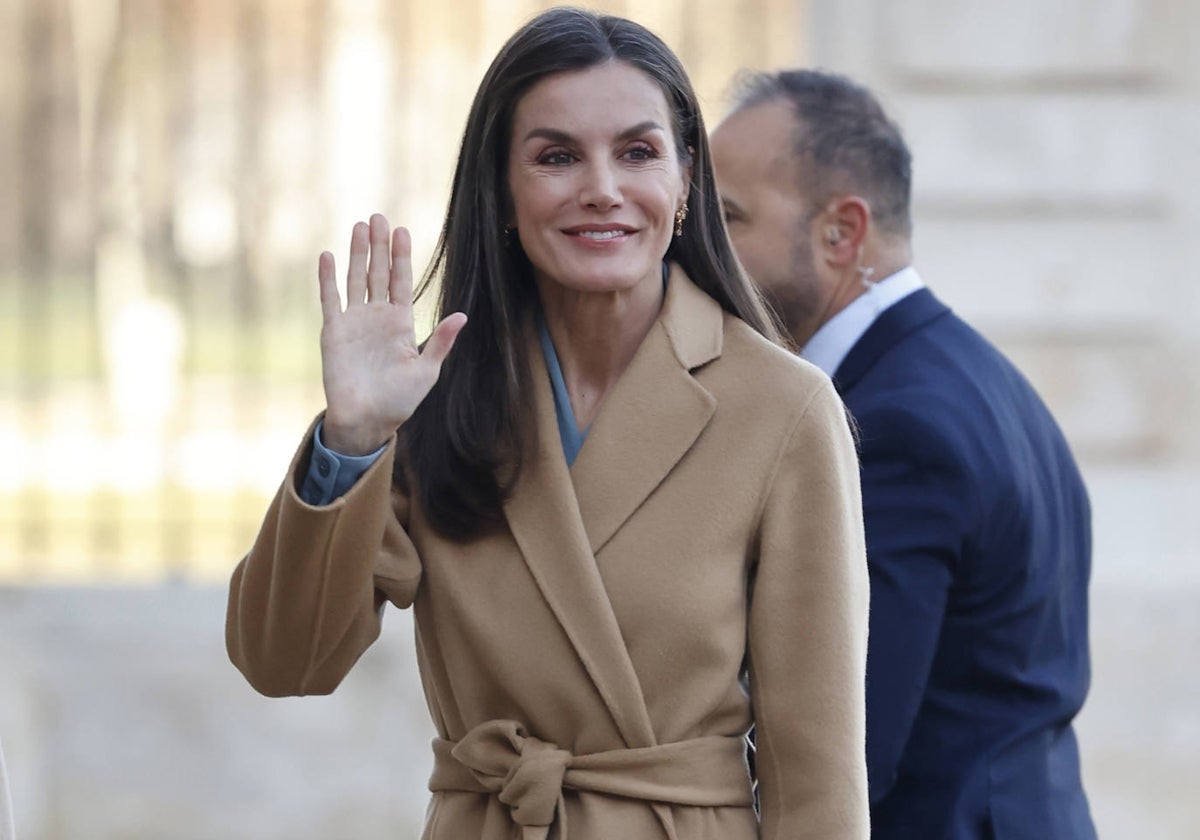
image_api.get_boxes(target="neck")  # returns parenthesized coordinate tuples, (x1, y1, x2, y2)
(795, 246, 911, 347)
(537, 273, 664, 429)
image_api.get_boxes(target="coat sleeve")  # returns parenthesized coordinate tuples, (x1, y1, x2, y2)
(853, 402, 967, 802)
(749, 378, 870, 840)
(225, 416, 423, 697)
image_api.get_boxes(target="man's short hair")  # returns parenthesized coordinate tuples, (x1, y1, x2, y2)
(731, 69, 912, 238)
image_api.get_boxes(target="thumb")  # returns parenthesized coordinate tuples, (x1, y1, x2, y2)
(420, 312, 468, 369)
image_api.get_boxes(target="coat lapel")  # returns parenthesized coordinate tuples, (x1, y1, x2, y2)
(501, 266, 724, 754)
(502, 318, 659, 750)
(570, 265, 721, 555)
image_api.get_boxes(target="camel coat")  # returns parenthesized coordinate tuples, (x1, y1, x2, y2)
(227, 267, 869, 840)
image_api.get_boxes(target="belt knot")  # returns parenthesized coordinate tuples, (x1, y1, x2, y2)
(430, 719, 754, 840)
(451, 720, 572, 829)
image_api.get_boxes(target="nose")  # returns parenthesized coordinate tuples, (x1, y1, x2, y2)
(579, 158, 621, 210)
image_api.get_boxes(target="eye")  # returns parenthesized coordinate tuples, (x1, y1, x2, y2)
(622, 143, 659, 162)
(537, 149, 576, 166)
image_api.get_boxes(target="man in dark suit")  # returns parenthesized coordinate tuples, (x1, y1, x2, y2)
(711, 70, 1097, 839)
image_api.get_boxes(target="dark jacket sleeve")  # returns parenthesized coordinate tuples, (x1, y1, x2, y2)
(854, 401, 972, 802)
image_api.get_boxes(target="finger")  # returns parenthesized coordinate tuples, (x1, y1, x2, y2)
(389, 226, 417, 346)
(317, 251, 340, 321)
(389, 226, 414, 306)
(420, 312, 468, 370)
(345, 221, 370, 306)
(366, 213, 390, 302)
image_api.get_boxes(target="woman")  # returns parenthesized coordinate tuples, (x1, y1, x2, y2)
(227, 8, 869, 839)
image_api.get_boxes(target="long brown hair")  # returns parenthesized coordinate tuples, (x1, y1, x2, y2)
(403, 7, 782, 539)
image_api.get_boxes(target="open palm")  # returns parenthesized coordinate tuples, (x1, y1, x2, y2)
(318, 214, 466, 455)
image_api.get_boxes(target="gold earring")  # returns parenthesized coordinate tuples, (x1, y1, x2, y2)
(674, 203, 688, 237)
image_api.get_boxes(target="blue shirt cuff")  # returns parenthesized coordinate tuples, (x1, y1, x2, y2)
(297, 420, 388, 505)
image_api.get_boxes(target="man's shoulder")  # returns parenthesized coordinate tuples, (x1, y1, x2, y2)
(845, 305, 1079, 481)
(846, 305, 1009, 402)
(842, 311, 1004, 453)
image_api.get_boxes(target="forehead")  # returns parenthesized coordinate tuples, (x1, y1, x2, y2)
(511, 60, 674, 136)
(712, 100, 806, 191)
(719, 99, 795, 143)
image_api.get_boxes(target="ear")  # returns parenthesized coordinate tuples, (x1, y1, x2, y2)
(678, 147, 694, 206)
(818, 195, 870, 265)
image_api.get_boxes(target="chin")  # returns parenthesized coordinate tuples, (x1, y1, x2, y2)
(568, 272, 646, 293)
(538, 259, 658, 296)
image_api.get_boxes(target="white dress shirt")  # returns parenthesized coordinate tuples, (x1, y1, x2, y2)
(800, 266, 925, 377)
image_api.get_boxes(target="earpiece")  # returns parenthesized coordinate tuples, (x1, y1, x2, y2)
(826, 227, 841, 245)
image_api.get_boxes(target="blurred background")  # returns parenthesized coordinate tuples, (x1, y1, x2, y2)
(1, 0, 1197, 837)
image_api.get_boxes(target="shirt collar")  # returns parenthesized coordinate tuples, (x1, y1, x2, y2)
(796, 267, 926, 376)
(800, 266, 924, 377)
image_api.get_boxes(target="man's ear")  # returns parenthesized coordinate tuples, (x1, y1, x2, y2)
(820, 196, 870, 264)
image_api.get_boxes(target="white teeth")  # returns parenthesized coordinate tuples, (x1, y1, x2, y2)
(576, 230, 625, 240)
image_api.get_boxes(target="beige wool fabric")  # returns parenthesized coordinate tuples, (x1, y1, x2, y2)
(227, 266, 870, 840)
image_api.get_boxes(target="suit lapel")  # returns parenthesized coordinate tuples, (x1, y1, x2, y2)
(833, 288, 949, 394)
(502, 318, 659, 750)
(569, 265, 721, 555)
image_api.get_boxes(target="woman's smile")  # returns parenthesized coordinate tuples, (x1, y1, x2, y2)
(562, 223, 638, 246)
(507, 60, 691, 298)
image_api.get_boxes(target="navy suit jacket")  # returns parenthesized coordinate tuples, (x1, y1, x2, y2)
(833, 289, 1096, 839)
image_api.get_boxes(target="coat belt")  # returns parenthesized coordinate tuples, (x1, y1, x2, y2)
(428, 719, 753, 840)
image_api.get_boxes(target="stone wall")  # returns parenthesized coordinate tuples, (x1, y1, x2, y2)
(1, 587, 434, 840)
(807, 0, 1200, 463)
(805, 0, 1200, 836)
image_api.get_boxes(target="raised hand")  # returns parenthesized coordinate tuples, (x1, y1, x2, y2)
(317, 213, 467, 455)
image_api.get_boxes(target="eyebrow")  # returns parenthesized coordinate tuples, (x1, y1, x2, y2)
(522, 120, 666, 144)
